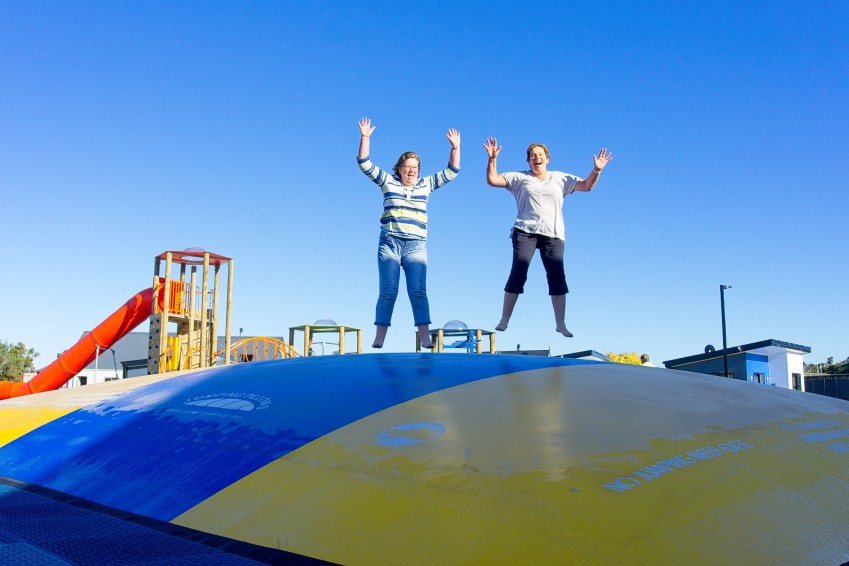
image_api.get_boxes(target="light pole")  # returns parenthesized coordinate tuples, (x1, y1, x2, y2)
(720, 284, 732, 378)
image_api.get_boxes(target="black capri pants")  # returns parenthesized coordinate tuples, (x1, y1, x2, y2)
(504, 229, 569, 296)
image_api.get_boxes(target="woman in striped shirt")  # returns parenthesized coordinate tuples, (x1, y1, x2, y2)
(357, 117, 461, 349)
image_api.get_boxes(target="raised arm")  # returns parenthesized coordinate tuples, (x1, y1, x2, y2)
(484, 137, 507, 187)
(358, 117, 376, 160)
(446, 128, 461, 169)
(575, 148, 613, 192)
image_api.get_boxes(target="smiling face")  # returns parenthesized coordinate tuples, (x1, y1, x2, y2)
(394, 152, 421, 187)
(526, 143, 550, 176)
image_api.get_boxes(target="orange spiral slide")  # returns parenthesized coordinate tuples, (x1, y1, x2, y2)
(0, 287, 158, 400)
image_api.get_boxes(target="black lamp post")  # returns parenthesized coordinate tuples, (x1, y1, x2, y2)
(720, 284, 732, 377)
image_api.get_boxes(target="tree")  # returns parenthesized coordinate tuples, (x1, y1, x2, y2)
(0, 341, 39, 382)
(805, 356, 849, 375)
(606, 352, 643, 365)
(831, 357, 849, 375)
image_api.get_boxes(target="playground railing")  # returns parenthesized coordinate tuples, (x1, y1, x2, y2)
(153, 281, 214, 318)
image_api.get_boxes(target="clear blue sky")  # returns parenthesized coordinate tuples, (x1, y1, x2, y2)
(2, 1, 847, 366)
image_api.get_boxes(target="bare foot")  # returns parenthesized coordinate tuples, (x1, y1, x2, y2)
(372, 326, 388, 349)
(495, 320, 508, 331)
(421, 341, 433, 349)
(556, 325, 573, 338)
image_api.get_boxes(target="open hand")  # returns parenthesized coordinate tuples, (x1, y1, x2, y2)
(446, 128, 460, 148)
(594, 148, 613, 170)
(483, 137, 502, 158)
(358, 117, 376, 137)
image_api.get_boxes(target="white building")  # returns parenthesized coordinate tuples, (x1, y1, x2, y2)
(663, 339, 810, 391)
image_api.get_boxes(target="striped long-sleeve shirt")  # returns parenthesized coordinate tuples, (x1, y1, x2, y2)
(358, 156, 459, 240)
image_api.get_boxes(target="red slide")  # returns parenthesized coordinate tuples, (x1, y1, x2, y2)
(0, 287, 157, 400)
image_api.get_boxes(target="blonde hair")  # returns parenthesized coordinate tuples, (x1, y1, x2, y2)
(526, 143, 550, 162)
(393, 152, 421, 178)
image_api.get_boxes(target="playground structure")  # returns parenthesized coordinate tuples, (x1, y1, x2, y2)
(289, 322, 363, 355)
(148, 249, 235, 374)
(417, 320, 496, 353)
(149, 250, 302, 370)
(0, 248, 298, 400)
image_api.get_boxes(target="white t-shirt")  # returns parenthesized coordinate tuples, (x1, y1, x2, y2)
(502, 170, 581, 240)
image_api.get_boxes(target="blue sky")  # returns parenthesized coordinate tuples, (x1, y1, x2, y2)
(2, 1, 847, 366)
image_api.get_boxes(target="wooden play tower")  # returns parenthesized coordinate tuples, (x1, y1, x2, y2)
(148, 249, 234, 374)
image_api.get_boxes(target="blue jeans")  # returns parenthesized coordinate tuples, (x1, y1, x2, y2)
(375, 232, 430, 327)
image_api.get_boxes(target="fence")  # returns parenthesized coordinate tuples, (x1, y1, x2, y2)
(805, 375, 849, 402)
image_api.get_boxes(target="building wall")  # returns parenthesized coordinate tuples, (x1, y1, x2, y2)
(666, 347, 807, 391)
(26, 368, 121, 388)
(745, 354, 770, 384)
(788, 354, 806, 392)
(669, 352, 748, 380)
(64, 368, 122, 388)
(766, 352, 806, 391)
(767, 355, 789, 389)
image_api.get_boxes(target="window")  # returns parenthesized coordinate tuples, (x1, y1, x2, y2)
(752, 372, 765, 384)
(792, 373, 802, 391)
(78, 375, 88, 386)
(122, 359, 148, 378)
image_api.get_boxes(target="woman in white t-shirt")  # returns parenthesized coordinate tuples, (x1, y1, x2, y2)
(483, 138, 612, 338)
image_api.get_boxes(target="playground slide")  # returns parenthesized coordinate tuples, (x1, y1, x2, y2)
(0, 287, 156, 400)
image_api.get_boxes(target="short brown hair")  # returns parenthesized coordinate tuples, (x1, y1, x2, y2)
(394, 152, 421, 178)
(526, 143, 550, 162)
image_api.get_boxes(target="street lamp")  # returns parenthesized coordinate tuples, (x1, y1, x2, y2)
(720, 284, 732, 378)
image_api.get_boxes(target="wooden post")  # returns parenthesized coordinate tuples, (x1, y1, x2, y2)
(304, 325, 311, 356)
(437, 329, 444, 353)
(148, 257, 162, 375)
(211, 262, 221, 365)
(338, 326, 346, 354)
(160, 252, 173, 372)
(476, 329, 483, 354)
(188, 268, 197, 369)
(200, 253, 210, 367)
(289, 327, 295, 352)
(224, 259, 234, 365)
(152, 257, 162, 312)
(152, 257, 161, 297)
(415, 333, 421, 353)
(490, 333, 496, 354)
